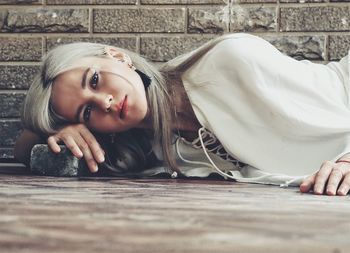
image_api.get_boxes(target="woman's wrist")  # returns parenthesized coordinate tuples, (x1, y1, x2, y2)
(336, 152, 350, 164)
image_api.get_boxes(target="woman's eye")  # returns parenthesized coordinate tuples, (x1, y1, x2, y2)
(83, 105, 92, 123)
(90, 71, 99, 89)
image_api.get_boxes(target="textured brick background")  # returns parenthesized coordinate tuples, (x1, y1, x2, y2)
(0, 0, 349, 160)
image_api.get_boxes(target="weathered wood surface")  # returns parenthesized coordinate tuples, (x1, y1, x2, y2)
(0, 171, 350, 253)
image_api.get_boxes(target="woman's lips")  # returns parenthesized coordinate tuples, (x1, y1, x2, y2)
(120, 95, 128, 119)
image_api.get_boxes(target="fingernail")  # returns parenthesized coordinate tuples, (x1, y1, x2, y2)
(97, 154, 105, 163)
(92, 164, 98, 173)
(337, 189, 345, 195)
(326, 190, 334, 196)
(314, 187, 322, 194)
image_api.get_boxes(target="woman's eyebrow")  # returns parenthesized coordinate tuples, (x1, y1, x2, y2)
(75, 68, 90, 122)
(81, 67, 90, 89)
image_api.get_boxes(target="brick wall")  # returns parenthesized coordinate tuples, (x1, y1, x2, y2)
(0, 0, 349, 160)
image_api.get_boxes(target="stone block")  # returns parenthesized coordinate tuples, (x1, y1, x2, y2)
(329, 35, 350, 61)
(47, 0, 136, 4)
(280, 0, 326, 2)
(0, 65, 39, 89)
(188, 6, 229, 33)
(140, 34, 325, 62)
(280, 6, 350, 32)
(46, 36, 137, 52)
(0, 37, 42, 61)
(230, 6, 276, 32)
(1, 8, 89, 33)
(140, 35, 215, 61)
(93, 8, 185, 33)
(30, 144, 89, 177)
(0, 0, 41, 3)
(0, 92, 26, 118)
(0, 119, 22, 146)
(141, 0, 225, 3)
(239, 0, 276, 2)
(263, 35, 325, 60)
(188, 5, 276, 33)
(141, 0, 276, 3)
(0, 148, 13, 159)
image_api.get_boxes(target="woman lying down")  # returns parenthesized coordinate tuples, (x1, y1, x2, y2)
(15, 33, 350, 196)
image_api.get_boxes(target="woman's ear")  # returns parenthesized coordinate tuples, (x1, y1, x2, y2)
(104, 46, 133, 66)
(104, 46, 151, 88)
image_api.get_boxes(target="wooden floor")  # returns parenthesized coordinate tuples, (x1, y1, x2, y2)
(1, 165, 350, 253)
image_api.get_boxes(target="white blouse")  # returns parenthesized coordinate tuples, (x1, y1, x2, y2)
(143, 33, 350, 187)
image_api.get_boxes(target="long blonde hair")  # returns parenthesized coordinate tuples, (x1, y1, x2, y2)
(22, 42, 177, 172)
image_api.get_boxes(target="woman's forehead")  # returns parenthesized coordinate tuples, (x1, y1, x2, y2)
(60, 57, 101, 73)
(55, 67, 84, 83)
(54, 56, 103, 82)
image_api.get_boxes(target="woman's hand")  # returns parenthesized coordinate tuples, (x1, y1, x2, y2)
(47, 124, 105, 173)
(300, 161, 350, 196)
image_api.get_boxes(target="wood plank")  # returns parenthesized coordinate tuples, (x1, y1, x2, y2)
(0, 174, 349, 253)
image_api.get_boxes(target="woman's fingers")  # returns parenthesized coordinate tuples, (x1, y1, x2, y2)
(64, 134, 98, 173)
(62, 135, 83, 159)
(337, 172, 350, 196)
(64, 133, 99, 173)
(326, 168, 343, 196)
(47, 135, 62, 153)
(47, 128, 84, 158)
(313, 161, 333, 195)
(300, 161, 350, 196)
(79, 127, 105, 164)
(78, 141, 98, 173)
(300, 174, 316, 193)
(46, 124, 103, 173)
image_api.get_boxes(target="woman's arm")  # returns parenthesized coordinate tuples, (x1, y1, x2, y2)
(300, 153, 350, 196)
(14, 129, 45, 166)
(46, 124, 105, 173)
(14, 124, 105, 173)
(337, 152, 350, 161)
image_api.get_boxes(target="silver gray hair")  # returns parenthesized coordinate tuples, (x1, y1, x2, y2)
(22, 42, 177, 172)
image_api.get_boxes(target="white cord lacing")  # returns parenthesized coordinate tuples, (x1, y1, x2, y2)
(183, 129, 239, 163)
(178, 127, 246, 167)
(197, 127, 242, 180)
(175, 126, 304, 187)
(279, 176, 306, 188)
(175, 126, 241, 180)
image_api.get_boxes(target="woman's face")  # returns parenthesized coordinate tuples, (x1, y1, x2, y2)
(50, 55, 149, 133)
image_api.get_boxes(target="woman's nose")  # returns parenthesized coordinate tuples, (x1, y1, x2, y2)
(94, 94, 113, 112)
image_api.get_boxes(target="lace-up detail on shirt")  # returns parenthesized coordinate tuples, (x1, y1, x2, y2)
(187, 128, 247, 169)
(175, 127, 247, 179)
(175, 127, 306, 187)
